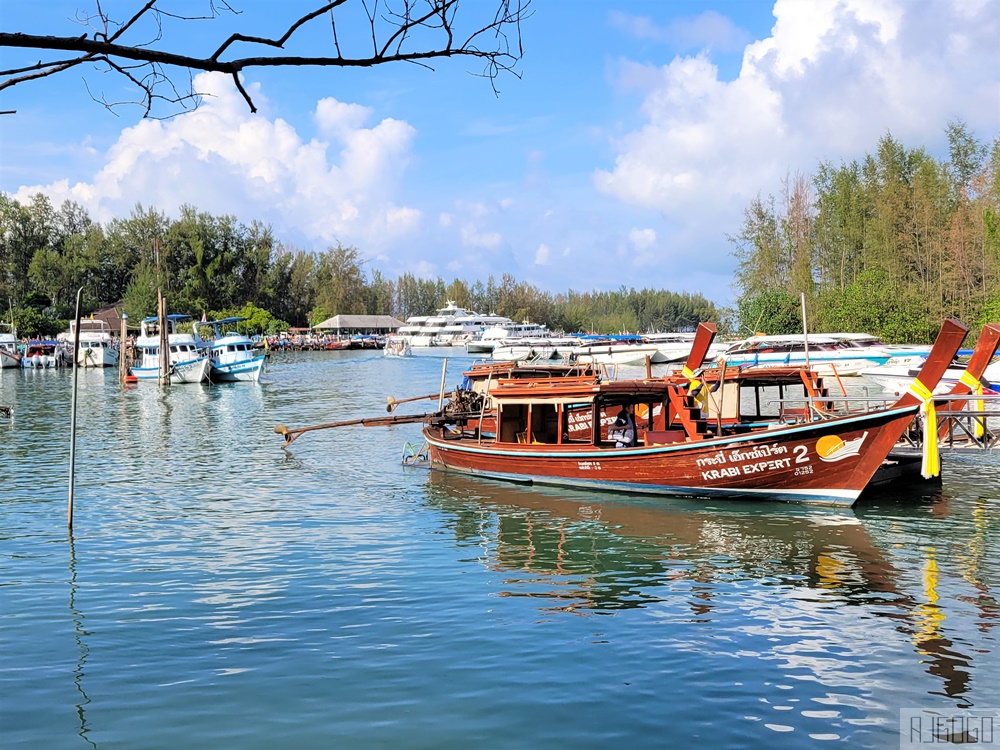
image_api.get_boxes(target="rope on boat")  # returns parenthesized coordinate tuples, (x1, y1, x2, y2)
(401, 440, 429, 465)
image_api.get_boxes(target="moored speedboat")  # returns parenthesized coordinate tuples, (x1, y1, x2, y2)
(860, 356, 999, 396)
(58, 319, 120, 368)
(21, 340, 62, 369)
(718, 333, 891, 375)
(131, 314, 210, 383)
(193, 317, 265, 383)
(0, 323, 21, 369)
(569, 335, 666, 366)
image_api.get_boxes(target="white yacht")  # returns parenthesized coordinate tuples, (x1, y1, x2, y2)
(434, 311, 515, 346)
(398, 302, 505, 347)
(193, 317, 265, 382)
(131, 314, 210, 383)
(395, 315, 429, 344)
(466, 321, 550, 354)
(0, 323, 21, 369)
(57, 319, 120, 368)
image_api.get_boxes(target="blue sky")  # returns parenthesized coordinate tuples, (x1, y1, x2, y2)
(2, 1, 998, 306)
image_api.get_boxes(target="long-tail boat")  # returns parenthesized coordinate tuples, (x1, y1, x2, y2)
(421, 319, 968, 506)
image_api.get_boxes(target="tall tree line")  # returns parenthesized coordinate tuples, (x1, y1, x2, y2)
(0, 196, 720, 337)
(730, 121, 1000, 342)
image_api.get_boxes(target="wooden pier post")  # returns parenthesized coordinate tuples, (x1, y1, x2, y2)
(157, 289, 170, 386)
(118, 309, 128, 383)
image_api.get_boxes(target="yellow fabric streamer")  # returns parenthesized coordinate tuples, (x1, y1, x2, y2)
(681, 365, 708, 409)
(959, 370, 985, 438)
(908, 377, 939, 479)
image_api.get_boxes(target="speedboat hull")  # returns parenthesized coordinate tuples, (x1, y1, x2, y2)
(131, 356, 210, 383)
(210, 355, 265, 383)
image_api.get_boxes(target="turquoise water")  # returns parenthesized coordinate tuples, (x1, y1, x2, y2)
(2, 351, 999, 749)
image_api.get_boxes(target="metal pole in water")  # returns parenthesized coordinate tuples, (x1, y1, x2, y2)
(800, 292, 810, 371)
(437, 358, 448, 412)
(68, 287, 83, 530)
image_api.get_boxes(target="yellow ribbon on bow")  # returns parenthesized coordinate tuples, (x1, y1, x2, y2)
(959, 370, 985, 438)
(909, 377, 939, 479)
(681, 365, 708, 409)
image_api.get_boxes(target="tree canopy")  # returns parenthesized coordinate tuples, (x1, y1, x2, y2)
(730, 120, 1000, 342)
(0, 192, 722, 338)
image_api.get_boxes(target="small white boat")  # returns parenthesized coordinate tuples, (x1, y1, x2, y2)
(0, 323, 21, 369)
(21, 340, 62, 369)
(194, 317, 265, 383)
(131, 314, 210, 383)
(383, 335, 412, 357)
(58, 319, 120, 368)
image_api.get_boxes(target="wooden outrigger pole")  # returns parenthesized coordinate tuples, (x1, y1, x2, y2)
(274, 411, 435, 447)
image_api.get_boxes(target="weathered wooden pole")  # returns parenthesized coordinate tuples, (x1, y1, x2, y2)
(68, 287, 83, 530)
(118, 309, 128, 383)
(157, 289, 170, 386)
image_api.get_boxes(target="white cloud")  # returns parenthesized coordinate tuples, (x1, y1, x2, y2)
(595, 0, 1000, 298)
(460, 223, 503, 249)
(629, 228, 657, 250)
(534, 243, 550, 265)
(14, 72, 418, 254)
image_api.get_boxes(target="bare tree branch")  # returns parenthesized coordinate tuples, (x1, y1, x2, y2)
(0, 0, 531, 118)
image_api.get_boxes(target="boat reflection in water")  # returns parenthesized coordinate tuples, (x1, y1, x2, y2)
(425, 472, 995, 707)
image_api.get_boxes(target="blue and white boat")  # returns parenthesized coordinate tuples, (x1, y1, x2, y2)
(193, 317, 265, 383)
(131, 314, 210, 383)
(717, 333, 894, 376)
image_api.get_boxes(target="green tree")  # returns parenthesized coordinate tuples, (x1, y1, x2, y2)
(734, 289, 801, 337)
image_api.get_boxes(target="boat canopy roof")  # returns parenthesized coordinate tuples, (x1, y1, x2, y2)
(142, 313, 192, 324)
(197, 316, 246, 327)
(491, 377, 671, 405)
(729, 334, 842, 347)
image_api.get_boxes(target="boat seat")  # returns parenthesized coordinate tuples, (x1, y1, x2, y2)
(644, 429, 687, 446)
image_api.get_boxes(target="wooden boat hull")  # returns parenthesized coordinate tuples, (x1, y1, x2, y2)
(425, 405, 920, 506)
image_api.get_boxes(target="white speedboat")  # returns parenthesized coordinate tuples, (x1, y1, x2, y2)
(21, 340, 63, 369)
(569, 335, 666, 366)
(194, 317, 265, 383)
(131, 314, 210, 383)
(860, 357, 1000, 396)
(0, 323, 21, 369)
(642, 331, 729, 363)
(718, 333, 891, 375)
(58, 319, 120, 368)
(383, 335, 412, 357)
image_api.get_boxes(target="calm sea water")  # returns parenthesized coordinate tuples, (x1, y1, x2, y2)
(2, 351, 999, 749)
